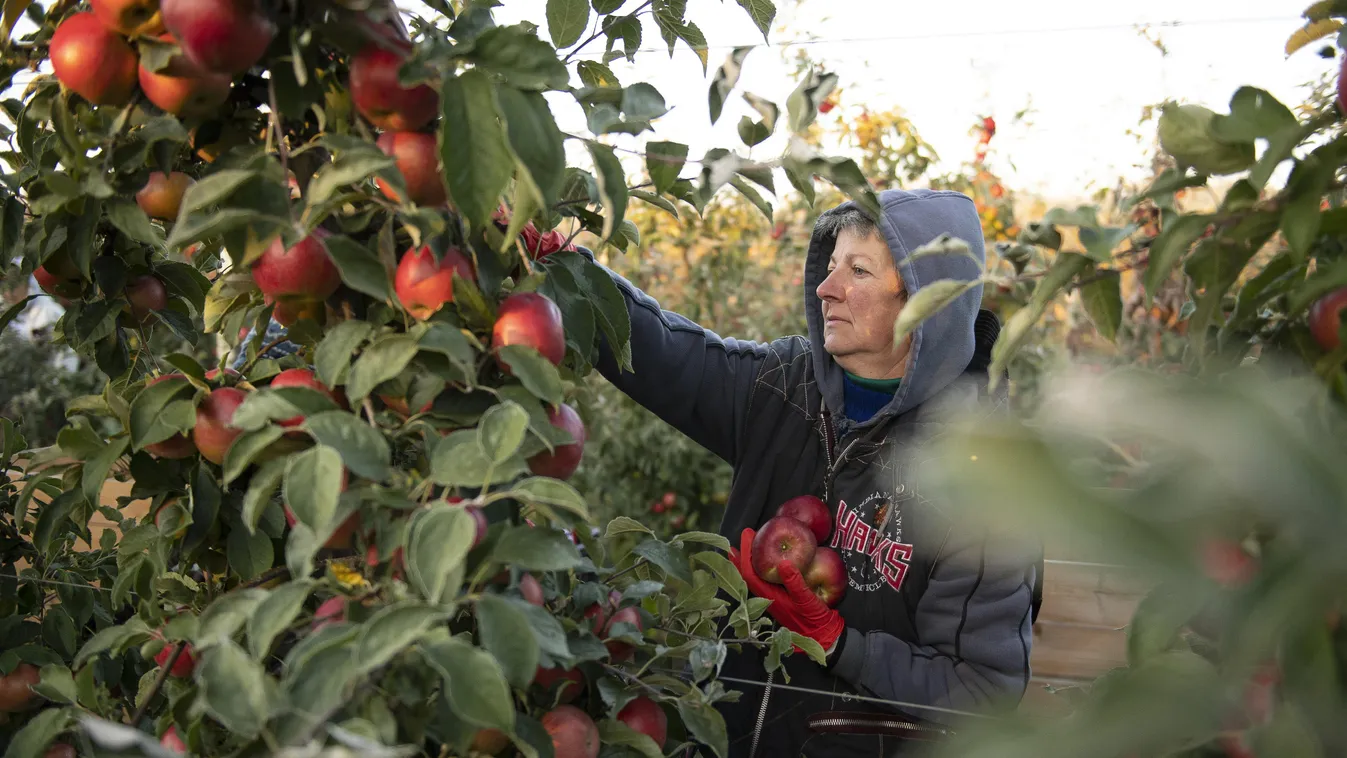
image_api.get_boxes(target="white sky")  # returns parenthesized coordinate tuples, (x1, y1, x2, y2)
(410, 0, 1331, 202)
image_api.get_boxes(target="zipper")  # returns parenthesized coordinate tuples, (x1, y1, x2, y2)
(748, 670, 773, 758)
(808, 716, 949, 735)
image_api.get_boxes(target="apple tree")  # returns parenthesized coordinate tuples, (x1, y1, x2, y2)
(0, 0, 886, 756)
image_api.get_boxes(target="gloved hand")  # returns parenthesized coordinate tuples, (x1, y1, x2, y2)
(730, 528, 846, 654)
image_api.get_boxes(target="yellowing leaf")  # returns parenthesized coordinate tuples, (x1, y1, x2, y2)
(1285, 18, 1342, 56)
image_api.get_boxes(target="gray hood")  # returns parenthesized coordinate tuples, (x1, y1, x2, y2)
(805, 188, 986, 430)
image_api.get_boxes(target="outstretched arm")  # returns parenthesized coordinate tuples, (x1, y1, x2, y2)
(579, 249, 772, 467)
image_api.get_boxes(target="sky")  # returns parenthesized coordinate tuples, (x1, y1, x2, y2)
(405, 0, 1332, 202)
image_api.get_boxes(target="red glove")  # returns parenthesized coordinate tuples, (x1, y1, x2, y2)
(730, 528, 846, 654)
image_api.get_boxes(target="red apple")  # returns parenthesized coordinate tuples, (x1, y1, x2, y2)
(1309, 286, 1347, 352)
(138, 35, 232, 117)
(312, 596, 346, 631)
(205, 366, 240, 383)
(1201, 538, 1258, 588)
(268, 295, 326, 327)
(378, 392, 435, 418)
(43, 745, 77, 758)
(776, 495, 833, 545)
(602, 606, 643, 662)
(142, 374, 195, 458)
(541, 705, 600, 758)
(617, 696, 668, 748)
(518, 572, 545, 606)
(50, 12, 139, 106)
(375, 131, 448, 207)
(33, 253, 84, 300)
(533, 667, 584, 705)
(251, 229, 341, 302)
(751, 516, 818, 585)
(154, 641, 196, 677)
(160, 0, 276, 75)
(527, 403, 586, 480)
(136, 170, 195, 221)
(159, 725, 186, 754)
(394, 244, 475, 320)
(348, 38, 438, 131)
(470, 728, 510, 756)
(193, 387, 248, 465)
(269, 367, 343, 427)
(582, 590, 620, 633)
(493, 292, 566, 368)
(125, 274, 168, 323)
(91, 0, 164, 36)
(0, 663, 40, 713)
(467, 505, 488, 547)
(804, 546, 847, 607)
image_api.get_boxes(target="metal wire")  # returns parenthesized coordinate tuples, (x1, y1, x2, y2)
(0, 572, 116, 594)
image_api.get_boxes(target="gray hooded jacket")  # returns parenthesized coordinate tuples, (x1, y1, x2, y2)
(590, 188, 1039, 757)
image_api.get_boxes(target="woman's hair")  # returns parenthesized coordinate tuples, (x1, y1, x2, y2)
(813, 206, 878, 242)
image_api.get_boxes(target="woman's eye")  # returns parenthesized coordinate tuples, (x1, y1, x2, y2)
(853, 266, 867, 276)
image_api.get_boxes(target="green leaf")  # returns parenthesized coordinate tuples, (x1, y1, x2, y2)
(227, 527, 274, 581)
(316, 320, 376, 388)
(247, 580, 313, 660)
(498, 86, 567, 207)
(283, 444, 344, 534)
(630, 189, 679, 218)
(471, 25, 571, 91)
(196, 640, 271, 738)
(281, 629, 358, 718)
(1144, 214, 1211, 303)
(441, 68, 514, 229)
(241, 457, 286, 533)
(222, 426, 285, 486)
(790, 633, 827, 665)
(708, 47, 751, 125)
(180, 169, 258, 216)
(304, 411, 392, 482)
(424, 637, 516, 731)
(646, 141, 687, 193)
(231, 389, 338, 432)
(0, 295, 36, 334)
(407, 504, 478, 604)
(490, 525, 585, 571)
(587, 140, 628, 242)
(129, 375, 196, 450)
(891, 279, 982, 350)
(74, 618, 152, 668)
(478, 400, 530, 464)
(475, 593, 540, 689)
(547, 0, 589, 48)
(1079, 268, 1123, 342)
(677, 698, 729, 758)
(1156, 102, 1255, 176)
(497, 345, 564, 405)
(631, 538, 693, 584)
(1127, 584, 1191, 666)
(197, 588, 268, 649)
(346, 333, 420, 402)
(2, 706, 72, 758)
(432, 429, 530, 487)
(356, 603, 449, 673)
(324, 235, 392, 301)
(1210, 87, 1298, 143)
(306, 151, 394, 209)
(104, 198, 164, 245)
(786, 67, 839, 134)
(81, 437, 127, 507)
(506, 477, 590, 520)
(597, 719, 664, 758)
(692, 551, 746, 602)
(988, 253, 1092, 390)
(32, 664, 76, 705)
(0, 0, 34, 44)
(735, 0, 776, 40)
(604, 516, 654, 539)
(729, 176, 772, 222)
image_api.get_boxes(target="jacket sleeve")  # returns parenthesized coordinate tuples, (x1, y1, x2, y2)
(828, 525, 1037, 723)
(580, 250, 770, 466)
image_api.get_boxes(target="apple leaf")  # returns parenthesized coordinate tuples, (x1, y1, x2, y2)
(227, 527, 274, 582)
(1080, 268, 1123, 342)
(547, 0, 589, 47)
(890, 278, 983, 351)
(431, 429, 530, 487)
(104, 198, 163, 245)
(708, 47, 750, 125)
(631, 537, 694, 584)
(355, 603, 449, 673)
(496, 345, 564, 405)
(735, 0, 776, 41)
(323, 235, 393, 301)
(240, 458, 286, 534)
(424, 636, 517, 732)
(303, 411, 392, 482)
(197, 641, 271, 738)
(246, 580, 313, 661)
(586, 140, 627, 241)
(677, 698, 729, 758)
(346, 334, 420, 402)
(597, 720, 664, 758)
(497, 86, 567, 207)
(315, 321, 376, 388)
(283, 445, 343, 535)
(406, 504, 477, 604)
(490, 525, 586, 571)
(222, 426, 285, 486)
(505, 477, 590, 520)
(128, 375, 196, 450)
(4, 707, 74, 758)
(440, 68, 514, 229)
(474, 593, 540, 689)
(477, 400, 530, 464)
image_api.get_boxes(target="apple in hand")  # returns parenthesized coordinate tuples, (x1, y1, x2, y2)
(50, 13, 139, 106)
(375, 131, 448, 207)
(804, 546, 847, 607)
(348, 37, 438, 131)
(493, 292, 566, 369)
(541, 705, 600, 758)
(138, 35, 232, 117)
(124, 275, 168, 323)
(751, 516, 818, 584)
(90, 0, 165, 36)
(776, 495, 833, 544)
(394, 244, 475, 320)
(137, 171, 195, 220)
(251, 229, 341, 302)
(527, 403, 586, 481)
(617, 696, 668, 748)
(1309, 286, 1347, 352)
(161, 0, 276, 75)
(193, 387, 248, 464)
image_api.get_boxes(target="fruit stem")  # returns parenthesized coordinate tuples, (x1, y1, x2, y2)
(606, 558, 650, 583)
(129, 642, 183, 727)
(267, 78, 291, 202)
